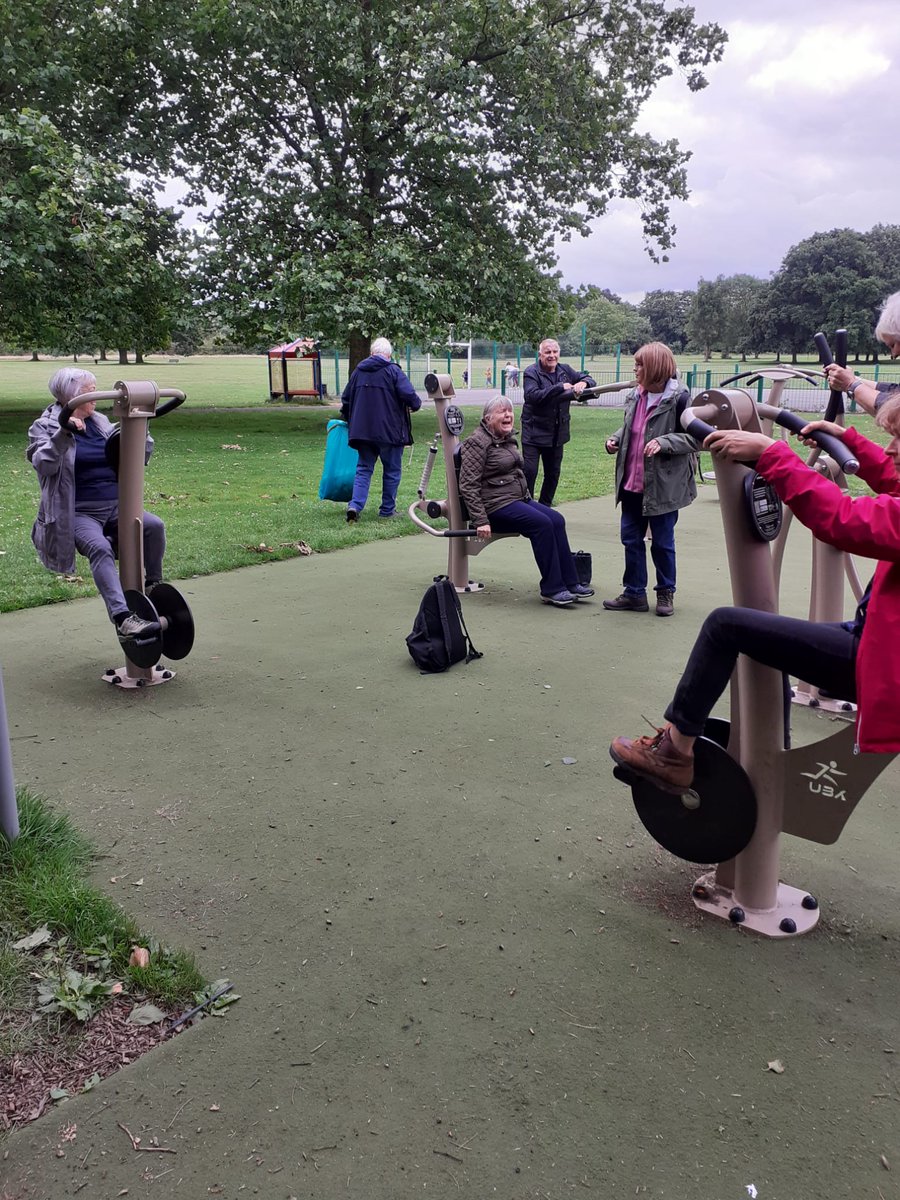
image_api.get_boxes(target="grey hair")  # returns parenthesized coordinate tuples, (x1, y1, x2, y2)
(48, 368, 96, 406)
(875, 394, 900, 436)
(370, 337, 393, 358)
(482, 394, 513, 421)
(875, 291, 900, 343)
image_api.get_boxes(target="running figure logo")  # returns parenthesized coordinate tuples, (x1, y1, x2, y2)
(800, 760, 848, 802)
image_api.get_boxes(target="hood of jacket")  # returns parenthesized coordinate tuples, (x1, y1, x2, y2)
(355, 355, 394, 374)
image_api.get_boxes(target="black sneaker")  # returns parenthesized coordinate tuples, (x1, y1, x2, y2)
(602, 592, 649, 612)
(346, 509, 359, 523)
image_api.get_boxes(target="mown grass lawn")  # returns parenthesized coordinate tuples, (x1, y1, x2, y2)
(1, 355, 886, 615)
(0, 401, 623, 614)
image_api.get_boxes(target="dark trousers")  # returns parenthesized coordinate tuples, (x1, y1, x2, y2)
(665, 606, 858, 737)
(620, 489, 677, 595)
(488, 498, 578, 597)
(523, 443, 564, 507)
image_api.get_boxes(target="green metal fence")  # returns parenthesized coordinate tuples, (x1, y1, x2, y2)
(315, 342, 900, 406)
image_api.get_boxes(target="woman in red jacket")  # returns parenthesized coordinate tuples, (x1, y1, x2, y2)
(610, 397, 900, 793)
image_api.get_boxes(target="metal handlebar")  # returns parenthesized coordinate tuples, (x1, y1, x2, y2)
(407, 502, 476, 538)
(683, 405, 859, 475)
(757, 405, 859, 475)
(58, 386, 186, 428)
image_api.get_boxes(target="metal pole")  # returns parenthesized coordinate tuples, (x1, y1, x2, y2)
(492, 341, 497, 387)
(615, 343, 621, 381)
(406, 343, 412, 377)
(0, 667, 19, 842)
(581, 325, 586, 372)
(334, 350, 341, 395)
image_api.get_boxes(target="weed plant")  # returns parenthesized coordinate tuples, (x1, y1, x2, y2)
(0, 789, 205, 1019)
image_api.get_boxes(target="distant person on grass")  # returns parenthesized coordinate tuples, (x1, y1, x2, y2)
(340, 338, 421, 522)
(27, 368, 165, 651)
(522, 339, 595, 506)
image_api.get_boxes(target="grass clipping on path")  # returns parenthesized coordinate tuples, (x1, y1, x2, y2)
(1, 789, 233, 1131)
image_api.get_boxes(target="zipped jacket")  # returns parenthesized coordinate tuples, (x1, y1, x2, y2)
(521, 362, 595, 448)
(758, 428, 900, 752)
(612, 381, 698, 516)
(26, 403, 152, 574)
(458, 421, 529, 528)
(339, 355, 421, 449)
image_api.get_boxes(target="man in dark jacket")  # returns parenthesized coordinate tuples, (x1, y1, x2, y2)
(340, 338, 422, 521)
(522, 339, 595, 506)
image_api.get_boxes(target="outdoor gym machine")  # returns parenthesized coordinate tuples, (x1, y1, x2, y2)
(57, 381, 195, 689)
(408, 372, 634, 591)
(613, 376, 894, 938)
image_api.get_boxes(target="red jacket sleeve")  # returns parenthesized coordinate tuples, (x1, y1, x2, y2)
(757, 435, 900, 563)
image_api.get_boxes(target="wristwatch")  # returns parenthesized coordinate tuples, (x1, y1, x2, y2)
(847, 378, 863, 398)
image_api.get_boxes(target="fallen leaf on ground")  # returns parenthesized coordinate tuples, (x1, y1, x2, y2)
(766, 1059, 785, 1073)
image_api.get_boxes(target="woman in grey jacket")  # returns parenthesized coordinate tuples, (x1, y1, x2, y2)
(27, 368, 165, 647)
(458, 395, 593, 607)
(602, 342, 698, 617)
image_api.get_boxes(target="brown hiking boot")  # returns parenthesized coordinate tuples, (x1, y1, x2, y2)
(655, 589, 675, 617)
(602, 592, 650, 612)
(609, 724, 694, 794)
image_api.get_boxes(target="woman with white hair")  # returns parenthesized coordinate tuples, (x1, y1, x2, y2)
(458, 395, 594, 607)
(823, 290, 900, 412)
(26, 368, 166, 648)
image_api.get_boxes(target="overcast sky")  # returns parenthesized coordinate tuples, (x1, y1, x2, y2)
(553, 0, 899, 302)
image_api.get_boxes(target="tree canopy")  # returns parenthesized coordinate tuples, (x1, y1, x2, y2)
(163, 0, 725, 361)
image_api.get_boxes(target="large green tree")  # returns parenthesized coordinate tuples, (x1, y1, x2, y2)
(168, 0, 725, 365)
(639, 289, 691, 351)
(767, 229, 884, 362)
(0, 109, 191, 358)
(1, 1, 193, 357)
(576, 293, 650, 352)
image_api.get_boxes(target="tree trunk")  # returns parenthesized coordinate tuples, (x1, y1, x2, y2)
(99, 348, 108, 362)
(30, 350, 39, 362)
(348, 331, 370, 376)
(135, 348, 145, 365)
(118, 348, 129, 365)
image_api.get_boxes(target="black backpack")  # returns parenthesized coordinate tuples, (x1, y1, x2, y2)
(406, 577, 483, 673)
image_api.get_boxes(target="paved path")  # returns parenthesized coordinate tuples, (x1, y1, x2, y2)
(3, 492, 899, 1199)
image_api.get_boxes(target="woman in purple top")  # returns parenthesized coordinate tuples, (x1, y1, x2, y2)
(602, 342, 698, 618)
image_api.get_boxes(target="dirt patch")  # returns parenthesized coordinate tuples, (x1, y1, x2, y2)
(2, 999, 177, 1130)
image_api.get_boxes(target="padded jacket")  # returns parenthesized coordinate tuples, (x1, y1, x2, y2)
(339, 355, 421, 449)
(757, 427, 900, 753)
(611, 380, 698, 516)
(458, 421, 529, 529)
(521, 361, 595, 448)
(26, 404, 153, 575)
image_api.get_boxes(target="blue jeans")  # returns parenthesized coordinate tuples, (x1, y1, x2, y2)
(349, 443, 404, 515)
(488, 499, 578, 597)
(74, 501, 166, 621)
(619, 490, 677, 596)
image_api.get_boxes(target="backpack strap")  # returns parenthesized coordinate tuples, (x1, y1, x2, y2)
(456, 600, 483, 663)
(434, 578, 458, 665)
(434, 576, 483, 664)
